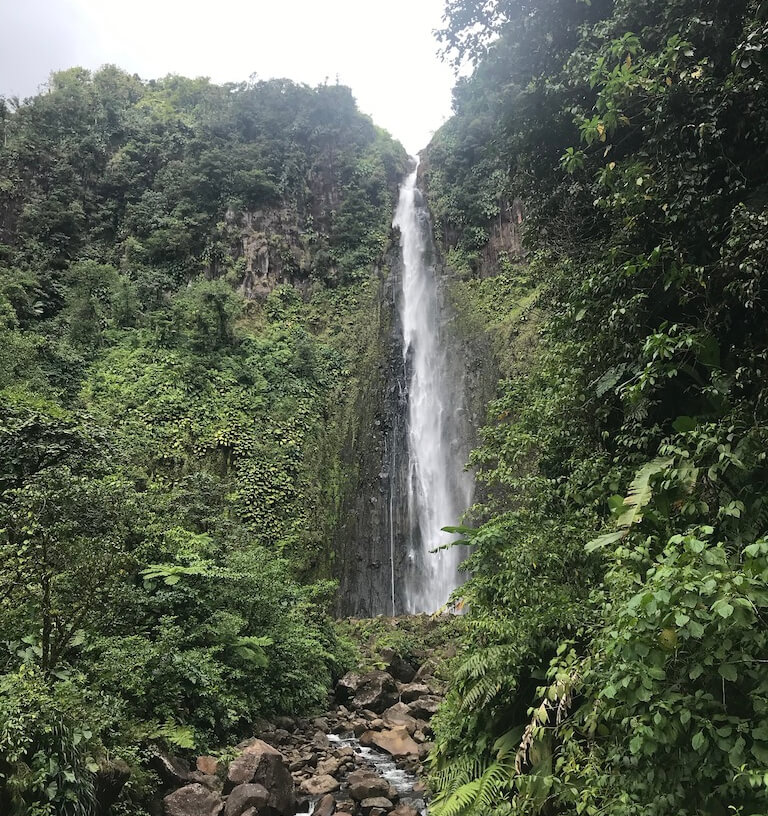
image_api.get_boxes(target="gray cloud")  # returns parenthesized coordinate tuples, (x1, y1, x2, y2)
(0, 0, 454, 151)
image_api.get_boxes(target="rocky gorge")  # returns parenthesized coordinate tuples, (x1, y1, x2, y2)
(150, 624, 451, 816)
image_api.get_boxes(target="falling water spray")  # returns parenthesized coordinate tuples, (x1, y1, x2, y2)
(392, 163, 474, 613)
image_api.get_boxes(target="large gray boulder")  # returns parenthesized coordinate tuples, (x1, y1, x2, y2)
(335, 672, 362, 703)
(351, 671, 398, 714)
(226, 739, 295, 815)
(224, 784, 269, 816)
(347, 769, 390, 802)
(299, 774, 340, 797)
(163, 783, 224, 816)
(381, 702, 418, 734)
(361, 727, 420, 758)
(151, 752, 192, 787)
(312, 794, 336, 816)
(406, 695, 441, 719)
(398, 683, 431, 703)
(380, 648, 417, 683)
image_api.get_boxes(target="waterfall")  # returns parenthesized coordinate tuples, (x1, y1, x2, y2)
(393, 163, 474, 614)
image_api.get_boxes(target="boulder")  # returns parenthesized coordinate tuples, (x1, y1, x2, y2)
(347, 770, 390, 801)
(312, 793, 336, 816)
(352, 671, 398, 714)
(363, 727, 420, 758)
(381, 703, 418, 734)
(358, 731, 378, 748)
(224, 783, 269, 816)
(94, 758, 131, 814)
(196, 756, 221, 776)
(189, 771, 223, 791)
(163, 783, 223, 816)
(381, 648, 417, 683)
(412, 661, 436, 683)
(335, 672, 362, 703)
(391, 806, 420, 816)
(299, 774, 340, 796)
(398, 683, 431, 703)
(226, 739, 295, 815)
(406, 696, 441, 719)
(360, 797, 393, 813)
(151, 752, 191, 787)
(316, 757, 341, 776)
(312, 731, 331, 748)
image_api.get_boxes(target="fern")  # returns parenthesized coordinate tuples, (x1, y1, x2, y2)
(587, 457, 673, 551)
(432, 729, 520, 816)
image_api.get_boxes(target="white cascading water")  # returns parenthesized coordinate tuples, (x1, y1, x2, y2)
(393, 163, 474, 614)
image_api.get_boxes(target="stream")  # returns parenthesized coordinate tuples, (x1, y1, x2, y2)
(294, 732, 428, 815)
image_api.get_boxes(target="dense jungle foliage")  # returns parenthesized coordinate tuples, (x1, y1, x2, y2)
(0, 68, 408, 813)
(423, 0, 768, 814)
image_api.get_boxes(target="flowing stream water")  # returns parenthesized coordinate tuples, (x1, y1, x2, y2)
(393, 164, 474, 614)
(294, 733, 427, 816)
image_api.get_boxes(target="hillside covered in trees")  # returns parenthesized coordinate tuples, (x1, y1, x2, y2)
(3, 0, 768, 815)
(0, 68, 408, 812)
(421, 0, 768, 814)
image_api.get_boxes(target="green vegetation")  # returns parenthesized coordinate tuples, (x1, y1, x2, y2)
(0, 67, 407, 813)
(336, 616, 465, 680)
(425, 1, 768, 814)
(4, 2, 768, 813)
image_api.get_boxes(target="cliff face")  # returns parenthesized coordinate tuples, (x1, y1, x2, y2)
(334, 197, 496, 616)
(416, 147, 525, 279)
(229, 155, 357, 298)
(333, 244, 410, 616)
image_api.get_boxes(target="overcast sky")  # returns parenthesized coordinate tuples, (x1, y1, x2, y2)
(0, 0, 457, 153)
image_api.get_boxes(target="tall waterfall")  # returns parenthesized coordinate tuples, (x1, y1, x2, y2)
(393, 164, 474, 614)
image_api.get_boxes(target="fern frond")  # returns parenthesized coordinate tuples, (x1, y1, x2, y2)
(587, 457, 673, 551)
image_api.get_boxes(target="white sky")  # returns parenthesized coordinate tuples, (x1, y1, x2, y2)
(0, 0, 457, 153)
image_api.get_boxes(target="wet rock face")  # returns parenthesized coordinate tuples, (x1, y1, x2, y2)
(333, 249, 414, 618)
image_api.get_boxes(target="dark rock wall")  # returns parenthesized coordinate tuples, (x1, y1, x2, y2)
(334, 243, 413, 617)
